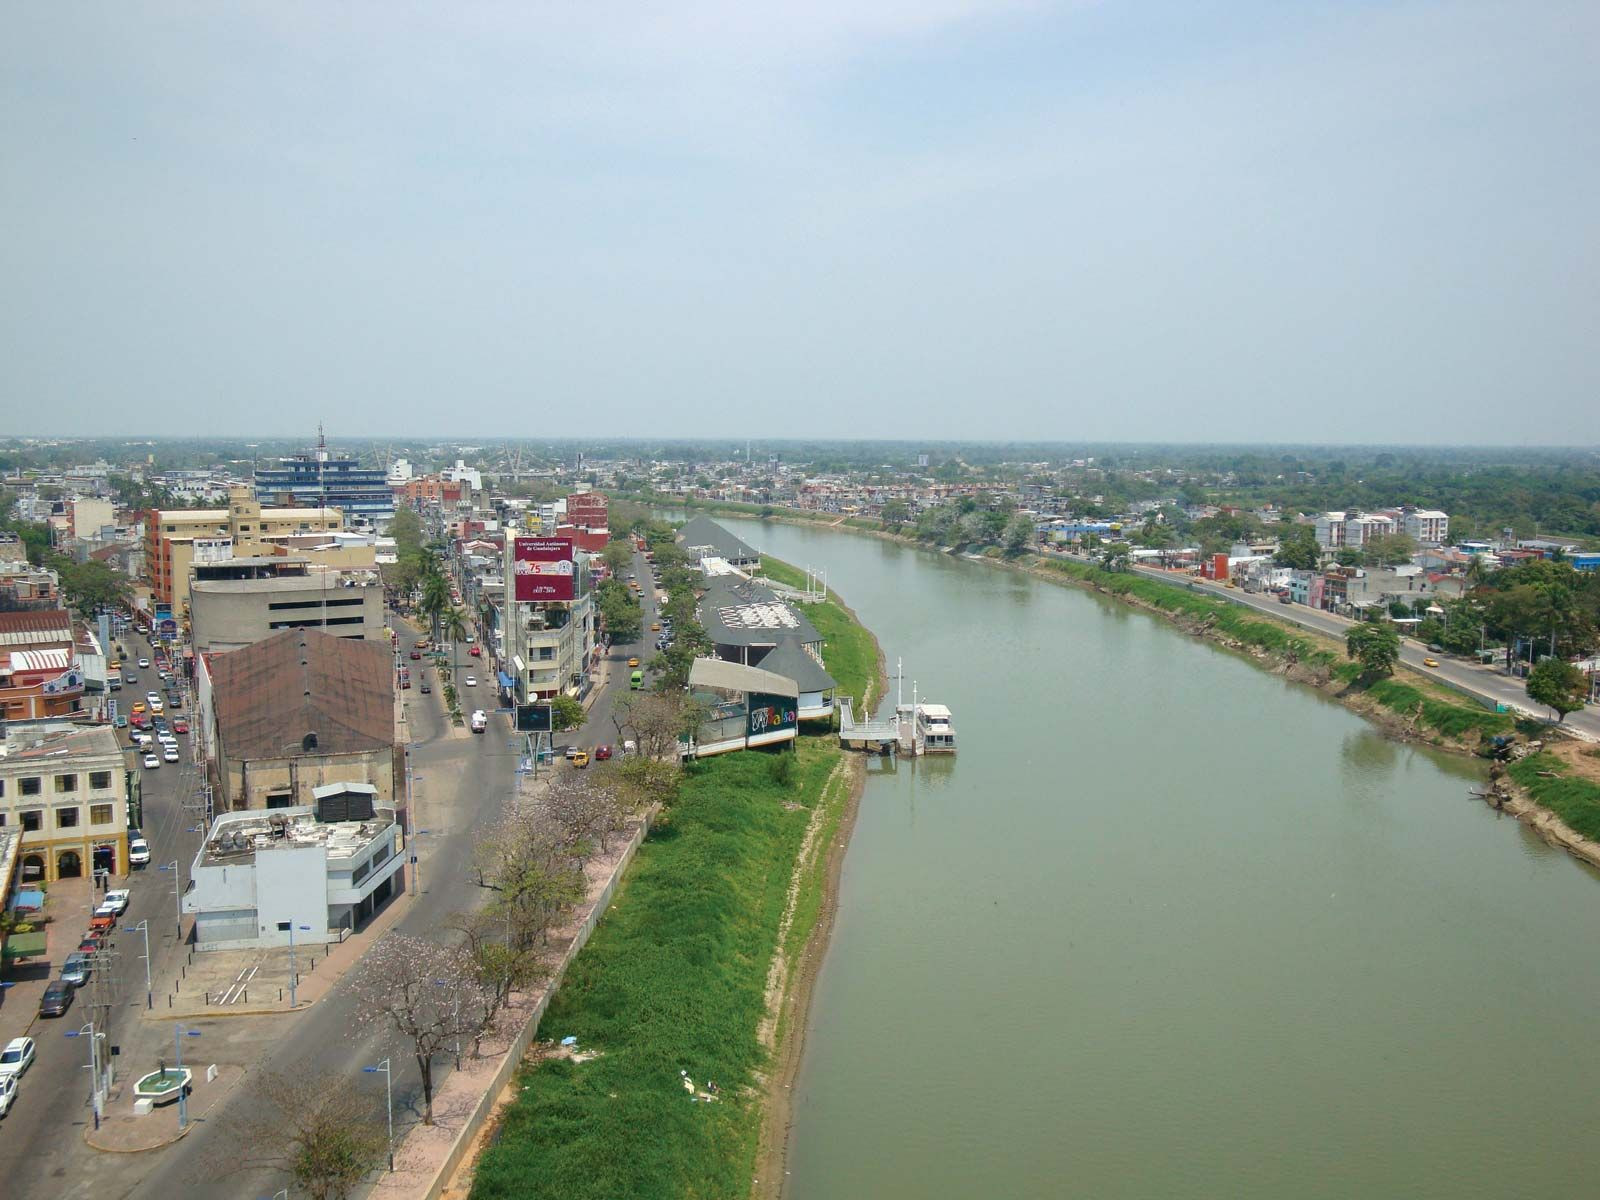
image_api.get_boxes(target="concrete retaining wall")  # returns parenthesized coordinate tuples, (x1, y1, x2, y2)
(420, 808, 655, 1200)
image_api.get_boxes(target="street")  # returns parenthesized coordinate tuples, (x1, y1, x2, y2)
(1, 581, 646, 1200)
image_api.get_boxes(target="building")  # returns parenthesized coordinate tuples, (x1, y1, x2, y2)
(255, 439, 394, 530)
(183, 785, 403, 950)
(502, 531, 596, 701)
(757, 637, 838, 722)
(0, 723, 131, 884)
(144, 485, 345, 618)
(190, 559, 384, 654)
(1402, 509, 1449, 547)
(0, 558, 59, 610)
(678, 516, 761, 571)
(685, 658, 800, 758)
(699, 576, 823, 669)
(68, 496, 116, 541)
(0, 610, 83, 720)
(204, 629, 399, 814)
(565, 490, 609, 532)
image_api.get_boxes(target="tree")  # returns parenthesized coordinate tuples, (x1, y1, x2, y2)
(548, 694, 586, 732)
(1098, 542, 1132, 572)
(470, 807, 587, 946)
(1334, 547, 1364, 567)
(612, 691, 701, 760)
(441, 607, 469, 677)
(1364, 532, 1418, 568)
(880, 499, 910, 527)
(1274, 526, 1320, 571)
(353, 934, 488, 1125)
(389, 506, 424, 558)
(1002, 512, 1037, 555)
(601, 537, 634, 575)
(203, 1071, 388, 1199)
(1345, 622, 1401, 678)
(1526, 657, 1588, 722)
(53, 557, 131, 619)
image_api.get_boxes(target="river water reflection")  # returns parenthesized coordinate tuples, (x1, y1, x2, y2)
(715, 518, 1600, 1200)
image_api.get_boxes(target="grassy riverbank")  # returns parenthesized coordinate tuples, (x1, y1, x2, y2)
(471, 552, 880, 1200)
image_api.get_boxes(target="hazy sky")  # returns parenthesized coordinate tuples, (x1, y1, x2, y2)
(2, 2, 1596, 443)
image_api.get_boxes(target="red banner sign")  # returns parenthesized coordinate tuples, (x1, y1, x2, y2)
(513, 537, 575, 602)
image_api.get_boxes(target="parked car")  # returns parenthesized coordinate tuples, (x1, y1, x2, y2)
(564, 745, 580, 761)
(0, 1037, 36, 1080)
(113, 714, 128, 728)
(167, 693, 183, 708)
(173, 718, 189, 734)
(0, 1073, 17, 1117)
(104, 889, 131, 915)
(572, 750, 590, 768)
(128, 834, 151, 866)
(60, 954, 92, 987)
(595, 744, 613, 761)
(94, 901, 119, 925)
(38, 981, 73, 1018)
(142, 752, 160, 769)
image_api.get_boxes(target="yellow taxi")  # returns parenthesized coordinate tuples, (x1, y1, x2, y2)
(1423, 657, 1440, 668)
(131, 701, 146, 715)
(627, 657, 640, 668)
(651, 622, 661, 632)
(572, 750, 590, 769)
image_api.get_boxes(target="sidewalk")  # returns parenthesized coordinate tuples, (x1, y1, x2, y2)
(85, 1063, 245, 1153)
(0, 875, 94, 1044)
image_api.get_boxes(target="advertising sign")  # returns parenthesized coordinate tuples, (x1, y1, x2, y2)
(747, 693, 798, 738)
(158, 618, 179, 640)
(513, 537, 575, 602)
(515, 702, 553, 733)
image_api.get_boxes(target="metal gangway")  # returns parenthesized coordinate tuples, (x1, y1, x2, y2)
(838, 697, 901, 752)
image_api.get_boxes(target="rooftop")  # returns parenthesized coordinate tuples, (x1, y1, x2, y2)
(198, 803, 395, 867)
(210, 628, 394, 761)
(0, 722, 122, 763)
(678, 516, 761, 564)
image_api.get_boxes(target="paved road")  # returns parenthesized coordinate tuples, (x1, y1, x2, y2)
(1099, 556, 1600, 739)
(0, 644, 212, 1191)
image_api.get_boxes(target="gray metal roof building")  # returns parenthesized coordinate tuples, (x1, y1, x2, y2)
(678, 517, 761, 567)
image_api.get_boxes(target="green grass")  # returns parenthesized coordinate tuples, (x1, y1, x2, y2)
(1509, 753, 1600, 841)
(471, 746, 842, 1200)
(1036, 556, 1511, 743)
(754, 555, 878, 710)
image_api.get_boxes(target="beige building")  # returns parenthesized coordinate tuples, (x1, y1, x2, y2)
(145, 485, 347, 618)
(205, 629, 400, 814)
(0, 723, 131, 883)
(189, 560, 385, 654)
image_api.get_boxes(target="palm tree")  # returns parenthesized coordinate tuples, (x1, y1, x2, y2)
(420, 574, 450, 642)
(441, 607, 469, 679)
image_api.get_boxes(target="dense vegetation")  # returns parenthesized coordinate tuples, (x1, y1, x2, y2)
(469, 734, 838, 1200)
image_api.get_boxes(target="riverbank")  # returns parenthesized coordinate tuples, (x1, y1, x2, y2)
(465, 558, 884, 1200)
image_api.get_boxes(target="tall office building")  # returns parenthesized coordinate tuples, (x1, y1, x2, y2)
(255, 432, 394, 529)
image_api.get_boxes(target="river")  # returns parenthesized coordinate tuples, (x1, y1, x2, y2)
(715, 517, 1600, 1200)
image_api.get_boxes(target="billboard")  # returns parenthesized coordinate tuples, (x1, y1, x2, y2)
(513, 537, 575, 602)
(515, 702, 553, 733)
(747, 693, 798, 738)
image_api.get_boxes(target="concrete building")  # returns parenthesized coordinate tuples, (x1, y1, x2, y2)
(679, 516, 761, 571)
(255, 440, 395, 529)
(1402, 509, 1450, 547)
(144, 485, 345, 618)
(685, 658, 800, 758)
(204, 629, 399, 814)
(68, 496, 115, 541)
(183, 785, 403, 949)
(502, 531, 596, 702)
(0, 723, 130, 884)
(0, 611, 83, 721)
(190, 559, 384, 654)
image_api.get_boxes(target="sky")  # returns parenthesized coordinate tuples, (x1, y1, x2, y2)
(1, 1, 1596, 444)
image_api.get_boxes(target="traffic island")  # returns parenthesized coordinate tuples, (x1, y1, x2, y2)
(86, 1063, 244, 1153)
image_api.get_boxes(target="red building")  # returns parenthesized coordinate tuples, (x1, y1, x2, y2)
(565, 492, 609, 533)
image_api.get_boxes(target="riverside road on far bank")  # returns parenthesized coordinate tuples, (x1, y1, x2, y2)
(1061, 552, 1600, 741)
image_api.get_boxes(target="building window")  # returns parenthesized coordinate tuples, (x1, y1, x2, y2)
(0, 813, 6, 826)
(57, 807, 80, 828)
(21, 810, 43, 832)
(55, 773, 79, 793)
(20, 777, 41, 796)
(90, 770, 112, 790)
(89, 803, 114, 825)
(0, 779, 5, 797)
(537, 646, 555, 661)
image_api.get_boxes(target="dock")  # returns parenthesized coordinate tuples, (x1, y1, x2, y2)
(837, 697, 954, 756)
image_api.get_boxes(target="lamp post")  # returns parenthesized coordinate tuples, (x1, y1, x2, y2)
(279, 923, 312, 1008)
(363, 1058, 395, 1171)
(173, 1024, 202, 1129)
(159, 860, 183, 940)
(130, 918, 152, 1009)
(65, 1022, 103, 1130)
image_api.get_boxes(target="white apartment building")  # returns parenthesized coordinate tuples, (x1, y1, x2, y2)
(501, 531, 596, 702)
(1403, 509, 1450, 547)
(1313, 512, 1347, 549)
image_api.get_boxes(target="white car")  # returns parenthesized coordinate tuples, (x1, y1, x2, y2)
(0, 1037, 36, 1080)
(146, 691, 161, 705)
(162, 745, 180, 763)
(0, 1073, 16, 1117)
(137, 657, 150, 668)
(148, 698, 164, 713)
(104, 889, 131, 915)
(142, 752, 160, 769)
(464, 675, 478, 687)
(128, 836, 151, 866)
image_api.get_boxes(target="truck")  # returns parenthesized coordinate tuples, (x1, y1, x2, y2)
(470, 710, 488, 733)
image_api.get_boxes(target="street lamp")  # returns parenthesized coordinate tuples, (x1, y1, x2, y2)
(64, 1022, 104, 1129)
(173, 1024, 202, 1129)
(159, 860, 183, 940)
(130, 918, 152, 1009)
(278, 923, 312, 1008)
(362, 1058, 395, 1171)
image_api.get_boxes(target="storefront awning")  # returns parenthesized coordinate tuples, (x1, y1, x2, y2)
(497, 671, 514, 689)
